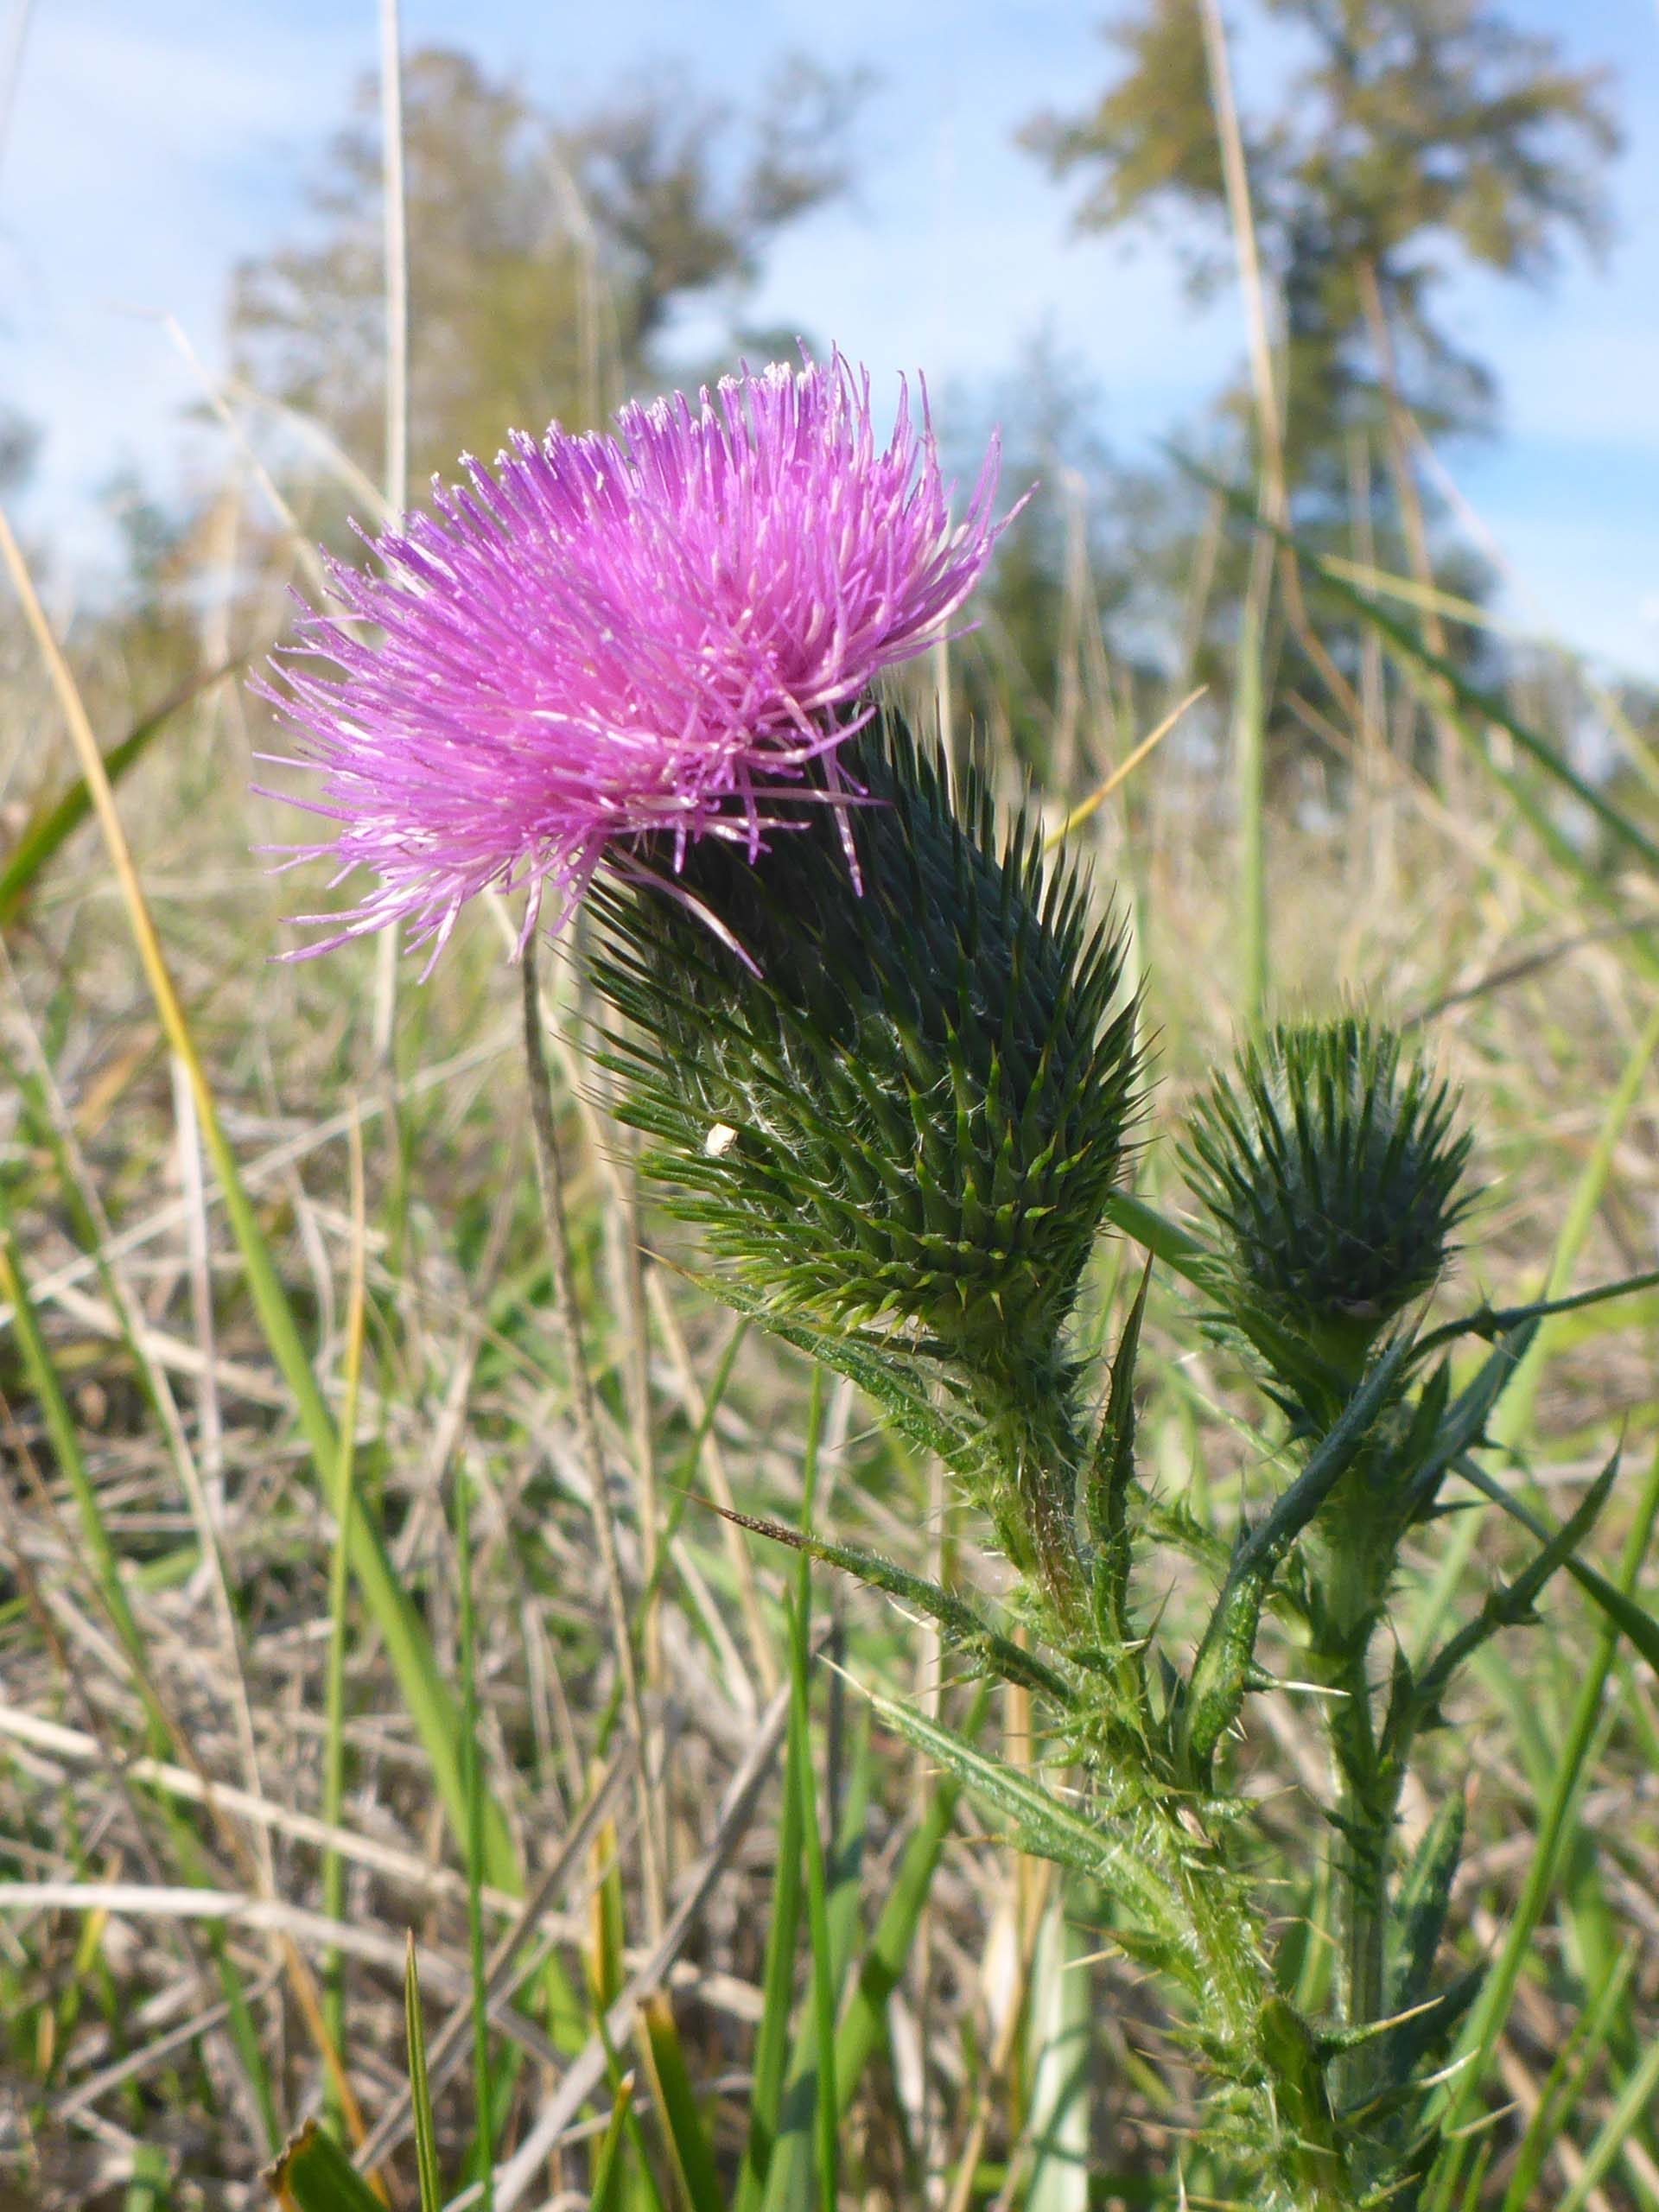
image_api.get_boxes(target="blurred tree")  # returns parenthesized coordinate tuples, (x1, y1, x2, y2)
(0, 405, 37, 498)
(1024, 0, 1617, 487)
(231, 48, 868, 486)
(1011, 0, 1621, 792)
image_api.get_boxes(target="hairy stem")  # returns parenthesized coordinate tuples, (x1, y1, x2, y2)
(1311, 1498, 1399, 2082)
(969, 1358, 1088, 1629)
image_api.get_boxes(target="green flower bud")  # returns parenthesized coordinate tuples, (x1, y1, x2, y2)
(587, 710, 1141, 1611)
(1182, 1018, 1473, 1375)
(590, 711, 1141, 1368)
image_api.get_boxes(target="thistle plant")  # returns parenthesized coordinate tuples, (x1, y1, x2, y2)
(585, 729, 1649, 2207)
(262, 353, 1659, 2211)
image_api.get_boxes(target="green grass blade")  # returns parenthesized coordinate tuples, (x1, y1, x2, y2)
(1233, 524, 1271, 1029)
(734, 1632, 807, 2212)
(456, 1468, 494, 2212)
(1491, 992, 1659, 1452)
(0, 1228, 156, 1701)
(322, 1135, 367, 2115)
(1497, 1936, 1637, 2212)
(637, 1992, 726, 2212)
(831, 1687, 988, 2104)
(1183, 454, 1659, 875)
(1408, 992, 1659, 1665)
(404, 1937, 443, 2212)
(1424, 1437, 1659, 2202)
(1026, 1893, 1091, 2212)
(792, 1605, 838, 2212)
(1554, 2031, 1659, 2212)
(0, 657, 244, 930)
(587, 2078, 637, 2212)
(0, 551, 514, 1888)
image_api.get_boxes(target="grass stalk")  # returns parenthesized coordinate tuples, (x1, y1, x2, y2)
(456, 1465, 495, 2212)
(321, 1115, 368, 2110)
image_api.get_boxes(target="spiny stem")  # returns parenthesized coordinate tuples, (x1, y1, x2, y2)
(1309, 1509, 1397, 2090)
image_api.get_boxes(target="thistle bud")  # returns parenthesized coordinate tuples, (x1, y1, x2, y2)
(1182, 1018, 1473, 1376)
(588, 710, 1141, 1606)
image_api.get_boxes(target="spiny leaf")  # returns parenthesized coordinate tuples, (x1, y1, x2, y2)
(1086, 1254, 1152, 1649)
(1400, 1325, 1541, 1525)
(1453, 1455, 1659, 1684)
(710, 1503, 1075, 1704)
(1406, 1449, 1621, 1735)
(1389, 1795, 1466, 2018)
(1182, 1333, 1416, 1776)
(677, 1269, 984, 1488)
(845, 1673, 1192, 1965)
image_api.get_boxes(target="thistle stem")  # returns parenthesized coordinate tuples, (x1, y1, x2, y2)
(971, 1363, 1088, 1629)
(1312, 1510, 1397, 2066)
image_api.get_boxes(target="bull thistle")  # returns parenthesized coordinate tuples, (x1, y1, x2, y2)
(261, 352, 1649, 2212)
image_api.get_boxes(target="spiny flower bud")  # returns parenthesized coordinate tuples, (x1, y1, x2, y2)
(589, 711, 1141, 1375)
(1182, 1018, 1473, 1374)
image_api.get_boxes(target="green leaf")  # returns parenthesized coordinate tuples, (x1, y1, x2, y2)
(1182, 1333, 1414, 1775)
(709, 1504, 1074, 1705)
(734, 1645, 807, 2212)
(682, 1269, 987, 1488)
(1453, 1457, 1659, 1684)
(1400, 1325, 1539, 1526)
(1423, 1439, 1659, 2206)
(1102, 1189, 1214, 1290)
(264, 2124, 383, 2212)
(1408, 1450, 1620, 1732)
(1086, 1255, 1152, 1647)
(1389, 1795, 1465, 2018)
(832, 1716, 979, 2103)
(1027, 1896, 1092, 2212)
(587, 2078, 636, 2212)
(849, 1675, 1187, 1959)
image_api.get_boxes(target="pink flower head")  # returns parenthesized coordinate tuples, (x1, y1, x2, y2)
(259, 350, 1007, 965)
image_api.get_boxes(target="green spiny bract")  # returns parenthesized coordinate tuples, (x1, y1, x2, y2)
(1182, 1017, 1474, 1381)
(587, 709, 1141, 1603)
(588, 709, 1140, 1363)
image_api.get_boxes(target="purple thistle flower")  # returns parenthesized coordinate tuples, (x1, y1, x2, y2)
(258, 350, 1007, 966)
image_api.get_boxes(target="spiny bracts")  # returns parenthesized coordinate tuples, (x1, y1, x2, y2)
(588, 711, 1141, 1375)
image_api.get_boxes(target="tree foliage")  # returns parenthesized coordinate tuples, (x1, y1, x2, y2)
(1025, 0, 1618, 470)
(230, 47, 868, 484)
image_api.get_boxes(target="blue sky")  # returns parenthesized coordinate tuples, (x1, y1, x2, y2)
(3, 0, 1656, 675)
